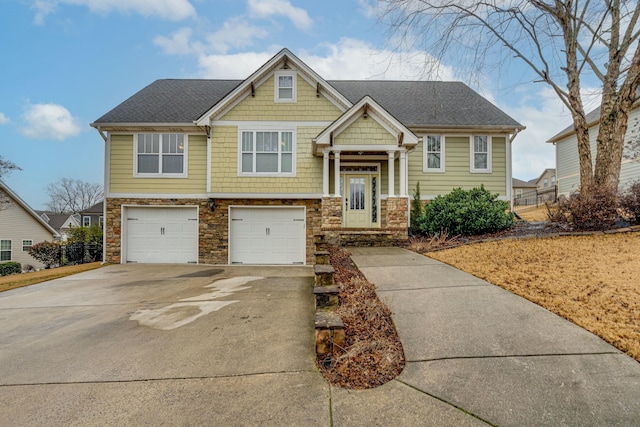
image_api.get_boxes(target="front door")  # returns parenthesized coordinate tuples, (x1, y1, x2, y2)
(343, 174, 370, 228)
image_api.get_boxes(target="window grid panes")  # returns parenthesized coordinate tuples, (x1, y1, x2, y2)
(0, 240, 11, 261)
(241, 130, 294, 174)
(22, 240, 33, 252)
(83, 216, 90, 227)
(426, 135, 442, 170)
(473, 136, 489, 170)
(278, 75, 293, 100)
(137, 133, 184, 175)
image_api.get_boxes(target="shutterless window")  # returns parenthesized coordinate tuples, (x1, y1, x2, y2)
(22, 240, 33, 252)
(240, 130, 293, 174)
(425, 135, 444, 172)
(137, 133, 185, 175)
(83, 216, 91, 227)
(0, 240, 11, 261)
(472, 136, 490, 171)
(274, 72, 296, 102)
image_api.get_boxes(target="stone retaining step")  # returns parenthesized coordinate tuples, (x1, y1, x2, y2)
(314, 311, 345, 358)
(314, 250, 330, 265)
(314, 285, 340, 309)
(313, 264, 335, 287)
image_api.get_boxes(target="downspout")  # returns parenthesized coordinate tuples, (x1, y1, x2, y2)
(91, 125, 108, 264)
(205, 124, 212, 193)
(507, 129, 521, 209)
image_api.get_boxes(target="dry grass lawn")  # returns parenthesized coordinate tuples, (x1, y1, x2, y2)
(0, 262, 103, 293)
(427, 233, 640, 362)
(515, 205, 550, 222)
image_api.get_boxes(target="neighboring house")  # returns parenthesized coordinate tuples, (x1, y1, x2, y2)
(80, 202, 104, 227)
(528, 168, 557, 202)
(512, 178, 538, 206)
(549, 105, 640, 196)
(91, 48, 523, 265)
(0, 181, 59, 268)
(36, 211, 81, 241)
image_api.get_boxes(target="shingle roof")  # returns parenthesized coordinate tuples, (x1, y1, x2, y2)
(92, 79, 523, 129)
(548, 107, 601, 142)
(81, 202, 104, 214)
(512, 178, 537, 188)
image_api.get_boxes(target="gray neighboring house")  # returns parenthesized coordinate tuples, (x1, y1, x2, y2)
(80, 202, 104, 228)
(529, 168, 557, 202)
(0, 181, 59, 268)
(549, 104, 640, 195)
(36, 211, 81, 242)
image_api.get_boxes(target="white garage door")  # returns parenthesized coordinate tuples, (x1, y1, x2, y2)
(229, 207, 305, 265)
(125, 207, 198, 264)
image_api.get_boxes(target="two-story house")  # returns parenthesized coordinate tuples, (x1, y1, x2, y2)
(91, 49, 523, 265)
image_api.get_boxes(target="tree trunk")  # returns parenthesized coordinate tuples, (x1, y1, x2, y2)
(594, 104, 629, 191)
(572, 113, 595, 190)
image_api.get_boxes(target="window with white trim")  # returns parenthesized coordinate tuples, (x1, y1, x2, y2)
(22, 240, 33, 252)
(471, 135, 492, 172)
(240, 130, 295, 175)
(424, 135, 445, 172)
(135, 133, 186, 176)
(274, 71, 296, 102)
(0, 240, 11, 261)
(551, 176, 556, 186)
(83, 216, 91, 227)
(99, 216, 104, 227)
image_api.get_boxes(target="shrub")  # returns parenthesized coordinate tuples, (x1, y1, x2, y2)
(0, 262, 21, 276)
(28, 241, 60, 269)
(417, 185, 514, 236)
(620, 181, 640, 224)
(551, 185, 619, 230)
(67, 224, 102, 244)
(410, 182, 424, 235)
(22, 264, 36, 273)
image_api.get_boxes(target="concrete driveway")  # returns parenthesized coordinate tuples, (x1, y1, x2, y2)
(0, 264, 329, 425)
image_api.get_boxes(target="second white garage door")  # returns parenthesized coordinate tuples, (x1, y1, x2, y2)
(229, 207, 306, 265)
(125, 206, 198, 264)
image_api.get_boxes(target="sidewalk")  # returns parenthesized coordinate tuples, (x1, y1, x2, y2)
(346, 247, 640, 426)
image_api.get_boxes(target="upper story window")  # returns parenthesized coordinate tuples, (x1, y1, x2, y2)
(471, 135, 492, 173)
(135, 133, 187, 177)
(274, 71, 296, 103)
(240, 130, 295, 176)
(424, 135, 445, 172)
(83, 216, 91, 227)
(0, 240, 11, 261)
(22, 240, 33, 252)
(543, 178, 549, 187)
(551, 176, 556, 186)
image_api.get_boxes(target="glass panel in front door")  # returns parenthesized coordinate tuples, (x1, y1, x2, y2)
(345, 175, 370, 228)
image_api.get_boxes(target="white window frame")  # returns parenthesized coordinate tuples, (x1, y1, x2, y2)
(134, 133, 188, 178)
(0, 239, 11, 261)
(543, 177, 549, 187)
(238, 128, 296, 177)
(22, 240, 33, 252)
(82, 216, 91, 227)
(274, 71, 297, 103)
(551, 176, 556, 186)
(470, 135, 492, 173)
(99, 216, 104, 227)
(423, 134, 445, 173)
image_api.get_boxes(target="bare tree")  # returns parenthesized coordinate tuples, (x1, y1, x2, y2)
(376, 0, 640, 192)
(45, 178, 103, 214)
(0, 156, 21, 210)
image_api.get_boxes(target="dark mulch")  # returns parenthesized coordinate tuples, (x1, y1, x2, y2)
(316, 246, 405, 389)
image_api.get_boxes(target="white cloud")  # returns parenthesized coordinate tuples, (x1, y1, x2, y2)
(197, 51, 276, 78)
(0, 113, 9, 125)
(154, 28, 205, 56)
(247, 0, 312, 30)
(32, 0, 195, 24)
(205, 17, 269, 54)
(20, 103, 82, 141)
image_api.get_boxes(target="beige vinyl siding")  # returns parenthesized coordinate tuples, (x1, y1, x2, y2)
(220, 74, 343, 122)
(0, 193, 56, 268)
(211, 126, 324, 194)
(334, 116, 396, 146)
(110, 134, 207, 194)
(408, 135, 507, 197)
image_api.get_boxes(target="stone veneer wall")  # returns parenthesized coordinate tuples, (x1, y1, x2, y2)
(105, 198, 322, 265)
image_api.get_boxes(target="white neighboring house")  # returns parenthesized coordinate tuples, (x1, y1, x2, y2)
(0, 181, 59, 268)
(549, 107, 640, 196)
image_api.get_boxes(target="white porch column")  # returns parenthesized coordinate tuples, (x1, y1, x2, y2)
(399, 150, 407, 196)
(387, 151, 395, 197)
(334, 151, 341, 196)
(323, 151, 330, 196)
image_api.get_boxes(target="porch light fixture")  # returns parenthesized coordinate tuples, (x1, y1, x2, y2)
(208, 198, 216, 212)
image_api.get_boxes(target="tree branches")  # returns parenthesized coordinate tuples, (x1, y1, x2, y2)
(45, 178, 103, 214)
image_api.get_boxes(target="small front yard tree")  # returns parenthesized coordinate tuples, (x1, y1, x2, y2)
(410, 182, 424, 234)
(28, 242, 61, 269)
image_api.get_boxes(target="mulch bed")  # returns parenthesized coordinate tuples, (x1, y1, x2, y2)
(316, 246, 405, 389)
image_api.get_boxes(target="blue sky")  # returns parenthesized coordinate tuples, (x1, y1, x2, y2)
(1, 0, 580, 209)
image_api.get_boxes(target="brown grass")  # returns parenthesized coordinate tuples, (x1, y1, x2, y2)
(0, 262, 103, 293)
(427, 233, 640, 361)
(515, 205, 549, 222)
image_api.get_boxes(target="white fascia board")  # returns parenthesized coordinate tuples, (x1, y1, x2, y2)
(316, 96, 420, 146)
(107, 192, 324, 199)
(195, 48, 352, 126)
